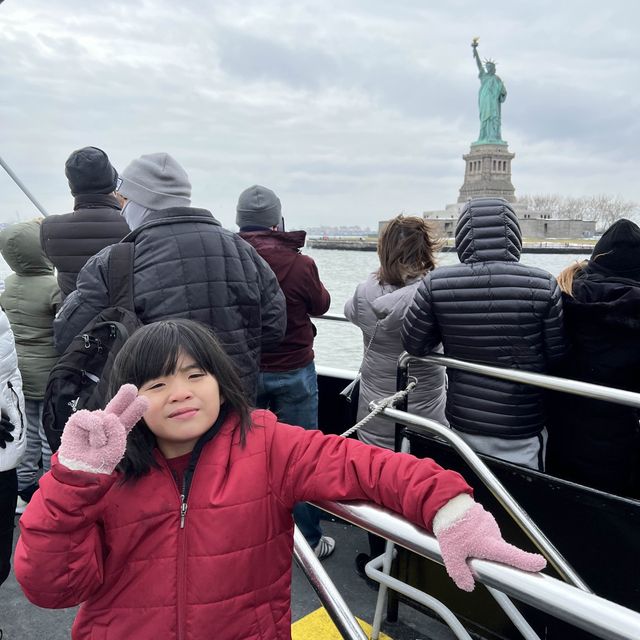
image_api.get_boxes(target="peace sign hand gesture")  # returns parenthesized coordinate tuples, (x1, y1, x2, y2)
(58, 384, 149, 475)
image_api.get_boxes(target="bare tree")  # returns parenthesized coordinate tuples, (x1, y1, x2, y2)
(518, 193, 639, 230)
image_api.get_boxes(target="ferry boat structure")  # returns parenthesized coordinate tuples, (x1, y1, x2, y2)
(303, 313, 640, 640)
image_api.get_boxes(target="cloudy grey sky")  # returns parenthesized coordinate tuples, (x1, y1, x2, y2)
(1, 0, 638, 229)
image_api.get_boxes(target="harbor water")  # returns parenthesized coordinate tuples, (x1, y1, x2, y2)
(0, 248, 590, 371)
(306, 247, 590, 370)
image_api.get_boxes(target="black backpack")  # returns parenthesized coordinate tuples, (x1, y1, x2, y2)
(43, 241, 142, 452)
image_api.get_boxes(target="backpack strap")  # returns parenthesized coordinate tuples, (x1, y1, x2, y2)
(107, 242, 135, 311)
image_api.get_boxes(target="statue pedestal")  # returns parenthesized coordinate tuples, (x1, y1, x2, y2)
(458, 143, 516, 203)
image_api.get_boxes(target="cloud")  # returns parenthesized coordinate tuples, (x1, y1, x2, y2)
(0, 0, 638, 228)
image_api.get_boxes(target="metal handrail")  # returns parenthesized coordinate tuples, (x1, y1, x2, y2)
(400, 351, 640, 409)
(293, 527, 368, 640)
(375, 402, 590, 591)
(0, 153, 50, 217)
(317, 315, 640, 407)
(318, 312, 351, 323)
(312, 499, 640, 640)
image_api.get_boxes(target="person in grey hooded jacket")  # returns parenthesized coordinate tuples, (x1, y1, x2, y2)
(53, 153, 286, 402)
(401, 197, 566, 470)
(0, 219, 60, 511)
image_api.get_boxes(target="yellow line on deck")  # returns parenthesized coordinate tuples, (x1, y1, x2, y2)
(292, 607, 393, 639)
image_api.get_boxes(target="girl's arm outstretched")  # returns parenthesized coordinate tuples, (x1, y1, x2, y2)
(262, 412, 545, 591)
(15, 386, 148, 608)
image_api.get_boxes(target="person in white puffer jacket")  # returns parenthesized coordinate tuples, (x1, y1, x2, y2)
(0, 307, 26, 585)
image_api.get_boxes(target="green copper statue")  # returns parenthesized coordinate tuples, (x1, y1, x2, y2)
(471, 38, 507, 144)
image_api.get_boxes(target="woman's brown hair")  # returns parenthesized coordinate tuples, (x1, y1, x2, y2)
(377, 215, 441, 287)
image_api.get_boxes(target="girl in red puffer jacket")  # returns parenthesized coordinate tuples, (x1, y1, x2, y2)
(15, 319, 544, 640)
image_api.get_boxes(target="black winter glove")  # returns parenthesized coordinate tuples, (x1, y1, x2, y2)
(0, 410, 15, 449)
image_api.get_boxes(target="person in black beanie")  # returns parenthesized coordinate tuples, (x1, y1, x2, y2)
(40, 146, 131, 299)
(64, 146, 118, 196)
(547, 218, 640, 498)
(587, 218, 640, 279)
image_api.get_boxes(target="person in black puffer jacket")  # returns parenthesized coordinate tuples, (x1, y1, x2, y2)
(401, 197, 566, 470)
(53, 153, 286, 402)
(546, 219, 640, 498)
(40, 147, 131, 300)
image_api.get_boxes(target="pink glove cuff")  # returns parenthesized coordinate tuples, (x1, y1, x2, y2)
(432, 493, 475, 534)
(58, 454, 112, 475)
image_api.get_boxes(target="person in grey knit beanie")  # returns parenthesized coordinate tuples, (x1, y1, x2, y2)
(118, 153, 192, 210)
(236, 185, 282, 230)
(117, 152, 192, 230)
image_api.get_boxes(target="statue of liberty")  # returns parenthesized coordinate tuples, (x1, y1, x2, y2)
(471, 38, 507, 144)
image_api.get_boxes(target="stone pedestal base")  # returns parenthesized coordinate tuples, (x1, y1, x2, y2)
(458, 143, 516, 203)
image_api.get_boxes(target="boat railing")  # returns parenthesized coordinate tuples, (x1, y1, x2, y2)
(300, 498, 640, 640)
(304, 314, 640, 638)
(398, 351, 640, 408)
(298, 391, 640, 640)
(319, 312, 352, 323)
(382, 401, 589, 592)
(316, 315, 637, 589)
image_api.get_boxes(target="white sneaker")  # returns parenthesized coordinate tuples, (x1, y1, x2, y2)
(15, 496, 28, 515)
(313, 536, 336, 560)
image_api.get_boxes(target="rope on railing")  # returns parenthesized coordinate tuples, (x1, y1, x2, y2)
(339, 377, 417, 438)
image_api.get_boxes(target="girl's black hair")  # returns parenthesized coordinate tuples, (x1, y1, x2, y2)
(109, 319, 252, 481)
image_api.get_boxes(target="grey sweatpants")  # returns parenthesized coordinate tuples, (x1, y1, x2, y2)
(452, 427, 548, 472)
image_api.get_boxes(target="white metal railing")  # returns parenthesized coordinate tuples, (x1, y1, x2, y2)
(293, 526, 368, 640)
(306, 500, 640, 640)
(404, 352, 640, 409)
(377, 403, 589, 590)
(308, 315, 640, 638)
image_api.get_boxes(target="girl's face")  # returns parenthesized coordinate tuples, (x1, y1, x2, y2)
(138, 351, 222, 459)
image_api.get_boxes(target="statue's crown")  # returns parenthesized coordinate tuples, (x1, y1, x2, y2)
(484, 58, 497, 66)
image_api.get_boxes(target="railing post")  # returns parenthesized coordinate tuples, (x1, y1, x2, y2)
(0, 153, 50, 217)
(293, 526, 368, 640)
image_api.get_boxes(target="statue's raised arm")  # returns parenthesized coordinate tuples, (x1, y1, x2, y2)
(471, 38, 484, 75)
(470, 38, 506, 144)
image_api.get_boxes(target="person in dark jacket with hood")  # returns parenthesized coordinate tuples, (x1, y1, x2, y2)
(547, 219, 640, 498)
(237, 185, 334, 559)
(40, 146, 131, 299)
(401, 197, 566, 470)
(54, 154, 286, 402)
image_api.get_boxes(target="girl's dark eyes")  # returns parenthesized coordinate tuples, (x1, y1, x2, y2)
(142, 371, 206, 389)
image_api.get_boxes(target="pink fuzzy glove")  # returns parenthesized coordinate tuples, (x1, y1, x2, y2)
(433, 494, 547, 592)
(58, 384, 149, 475)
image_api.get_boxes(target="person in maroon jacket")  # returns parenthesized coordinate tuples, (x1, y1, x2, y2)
(237, 185, 334, 558)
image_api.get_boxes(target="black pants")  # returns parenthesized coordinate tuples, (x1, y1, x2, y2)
(0, 468, 17, 586)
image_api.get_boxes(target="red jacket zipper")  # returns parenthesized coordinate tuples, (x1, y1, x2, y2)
(177, 492, 188, 640)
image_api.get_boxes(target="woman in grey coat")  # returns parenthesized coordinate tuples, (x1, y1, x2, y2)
(344, 215, 448, 577)
(344, 215, 448, 450)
